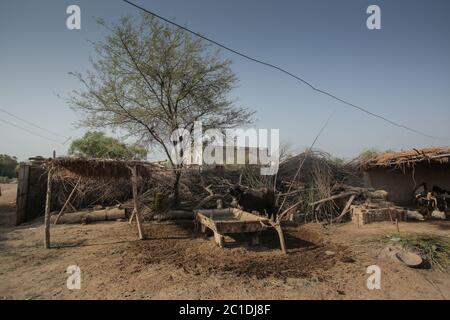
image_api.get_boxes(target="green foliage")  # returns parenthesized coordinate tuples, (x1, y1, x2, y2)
(69, 14, 254, 205)
(69, 14, 253, 168)
(69, 131, 147, 160)
(0, 154, 18, 178)
(382, 234, 450, 271)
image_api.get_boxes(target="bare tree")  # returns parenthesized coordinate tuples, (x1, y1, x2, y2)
(69, 14, 254, 206)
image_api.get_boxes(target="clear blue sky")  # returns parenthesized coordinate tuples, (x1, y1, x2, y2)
(1, 0, 449, 161)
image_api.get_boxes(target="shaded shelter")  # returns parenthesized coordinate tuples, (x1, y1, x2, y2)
(43, 157, 162, 248)
(361, 147, 450, 205)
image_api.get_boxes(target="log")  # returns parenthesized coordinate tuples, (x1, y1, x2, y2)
(195, 194, 225, 210)
(50, 207, 126, 224)
(153, 210, 194, 221)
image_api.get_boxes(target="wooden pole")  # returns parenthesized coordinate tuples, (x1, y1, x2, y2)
(44, 167, 54, 248)
(273, 223, 287, 254)
(130, 166, 145, 240)
(54, 177, 81, 225)
(331, 194, 356, 224)
(128, 210, 135, 224)
(154, 192, 162, 211)
(268, 218, 288, 254)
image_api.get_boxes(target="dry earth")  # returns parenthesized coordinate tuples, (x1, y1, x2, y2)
(0, 183, 449, 300)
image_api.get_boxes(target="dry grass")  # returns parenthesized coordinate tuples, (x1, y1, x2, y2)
(363, 147, 450, 168)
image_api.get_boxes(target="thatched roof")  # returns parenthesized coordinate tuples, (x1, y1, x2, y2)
(45, 157, 164, 179)
(363, 147, 450, 169)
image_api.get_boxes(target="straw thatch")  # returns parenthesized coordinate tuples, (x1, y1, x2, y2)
(363, 147, 450, 169)
(45, 157, 163, 179)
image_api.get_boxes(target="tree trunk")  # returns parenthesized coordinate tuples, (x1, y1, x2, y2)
(173, 170, 181, 208)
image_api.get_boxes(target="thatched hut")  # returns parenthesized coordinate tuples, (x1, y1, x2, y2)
(16, 157, 165, 248)
(362, 147, 450, 205)
(16, 157, 165, 223)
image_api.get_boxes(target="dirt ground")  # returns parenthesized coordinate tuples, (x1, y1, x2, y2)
(0, 182, 449, 300)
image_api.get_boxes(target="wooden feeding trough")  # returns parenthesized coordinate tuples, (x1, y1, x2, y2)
(195, 208, 271, 248)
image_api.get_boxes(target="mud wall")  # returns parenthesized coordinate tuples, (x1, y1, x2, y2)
(366, 162, 450, 205)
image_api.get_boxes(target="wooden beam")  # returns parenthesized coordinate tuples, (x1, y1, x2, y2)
(309, 191, 358, 207)
(331, 194, 356, 224)
(130, 165, 145, 240)
(44, 167, 54, 249)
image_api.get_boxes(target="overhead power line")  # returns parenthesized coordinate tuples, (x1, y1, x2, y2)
(0, 107, 70, 140)
(0, 118, 65, 145)
(122, 0, 449, 141)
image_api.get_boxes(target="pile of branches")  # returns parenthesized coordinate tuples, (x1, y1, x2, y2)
(176, 151, 367, 224)
(180, 151, 367, 224)
(178, 167, 243, 210)
(277, 150, 362, 188)
(49, 150, 370, 225)
(275, 150, 366, 223)
(50, 169, 174, 213)
(49, 166, 242, 216)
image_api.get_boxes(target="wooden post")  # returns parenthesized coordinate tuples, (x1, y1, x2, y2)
(214, 232, 225, 248)
(128, 210, 135, 224)
(249, 233, 260, 246)
(130, 166, 145, 240)
(44, 167, 54, 249)
(154, 192, 162, 211)
(331, 194, 356, 224)
(274, 224, 287, 254)
(54, 177, 80, 225)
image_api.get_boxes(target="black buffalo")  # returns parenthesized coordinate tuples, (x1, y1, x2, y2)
(228, 185, 277, 221)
